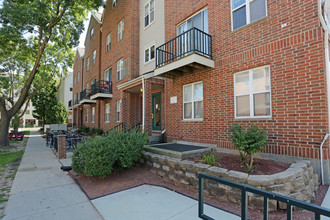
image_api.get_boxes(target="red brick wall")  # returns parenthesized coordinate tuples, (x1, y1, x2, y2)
(164, 0, 329, 159)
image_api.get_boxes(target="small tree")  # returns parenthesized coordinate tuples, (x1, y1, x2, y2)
(230, 124, 267, 173)
(10, 113, 21, 131)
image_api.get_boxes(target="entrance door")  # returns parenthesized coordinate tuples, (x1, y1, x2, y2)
(152, 93, 161, 131)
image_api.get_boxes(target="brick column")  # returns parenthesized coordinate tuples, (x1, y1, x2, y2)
(57, 135, 66, 159)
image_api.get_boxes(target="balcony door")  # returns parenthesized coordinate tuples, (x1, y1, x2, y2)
(178, 9, 209, 57)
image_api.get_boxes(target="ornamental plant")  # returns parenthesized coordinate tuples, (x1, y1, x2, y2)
(230, 124, 267, 173)
(72, 128, 148, 178)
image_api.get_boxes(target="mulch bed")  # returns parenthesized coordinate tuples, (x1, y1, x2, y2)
(69, 153, 329, 220)
(186, 152, 291, 175)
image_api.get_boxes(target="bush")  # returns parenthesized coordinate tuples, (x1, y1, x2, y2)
(200, 149, 217, 166)
(77, 126, 90, 134)
(91, 127, 104, 136)
(230, 124, 267, 173)
(72, 129, 148, 178)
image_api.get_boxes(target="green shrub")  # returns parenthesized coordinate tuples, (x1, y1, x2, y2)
(72, 129, 148, 178)
(230, 124, 267, 173)
(91, 127, 104, 136)
(77, 126, 90, 134)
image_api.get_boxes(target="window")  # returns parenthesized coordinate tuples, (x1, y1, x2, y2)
(93, 50, 96, 65)
(85, 109, 89, 123)
(117, 19, 124, 42)
(183, 82, 203, 120)
(144, 45, 155, 63)
(105, 103, 110, 122)
(74, 76, 76, 85)
(87, 58, 90, 71)
(144, 0, 155, 27)
(178, 8, 208, 34)
(231, 0, 267, 30)
(26, 110, 30, 115)
(124, 58, 129, 77)
(116, 100, 121, 122)
(234, 66, 271, 118)
(86, 83, 89, 90)
(90, 27, 94, 39)
(117, 58, 124, 81)
(91, 107, 95, 123)
(104, 67, 112, 82)
(106, 33, 111, 52)
(78, 72, 80, 82)
(112, 0, 118, 8)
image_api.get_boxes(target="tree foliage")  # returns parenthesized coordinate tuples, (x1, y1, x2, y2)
(0, 0, 103, 146)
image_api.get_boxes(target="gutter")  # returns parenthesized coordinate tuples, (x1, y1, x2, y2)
(318, 0, 330, 185)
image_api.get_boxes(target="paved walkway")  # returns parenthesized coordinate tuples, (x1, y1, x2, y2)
(3, 131, 102, 220)
(3, 131, 240, 220)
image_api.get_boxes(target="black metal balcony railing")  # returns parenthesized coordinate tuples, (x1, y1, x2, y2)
(156, 27, 212, 68)
(80, 89, 91, 100)
(74, 99, 79, 105)
(68, 100, 72, 108)
(90, 80, 112, 96)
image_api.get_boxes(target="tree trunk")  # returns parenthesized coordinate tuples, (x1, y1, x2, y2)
(0, 114, 11, 147)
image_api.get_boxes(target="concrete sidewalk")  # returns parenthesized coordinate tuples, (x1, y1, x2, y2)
(3, 131, 102, 220)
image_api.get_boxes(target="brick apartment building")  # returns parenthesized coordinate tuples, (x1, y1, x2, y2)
(71, 0, 330, 184)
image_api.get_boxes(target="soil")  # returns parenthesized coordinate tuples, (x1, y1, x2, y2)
(186, 152, 291, 175)
(70, 153, 329, 220)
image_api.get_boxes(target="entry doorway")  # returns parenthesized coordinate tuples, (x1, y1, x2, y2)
(152, 93, 161, 131)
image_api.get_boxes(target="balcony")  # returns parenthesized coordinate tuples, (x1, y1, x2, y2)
(90, 80, 113, 100)
(68, 100, 72, 110)
(155, 27, 214, 78)
(79, 89, 96, 105)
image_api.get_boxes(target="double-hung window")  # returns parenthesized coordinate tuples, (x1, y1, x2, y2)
(183, 82, 203, 120)
(116, 100, 121, 122)
(234, 66, 271, 118)
(105, 103, 110, 122)
(118, 19, 124, 42)
(91, 107, 95, 123)
(104, 67, 112, 82)
(74, 76, 76, 85)
(78, 72, 80, 82)
(231, 0, 267, 31)
(117, 59, 124, 81)
(144, 45, 155, 63)
(106, 33, 111, 52)
(112, 0, 118, 8)
(90, 28, 94, 39)
(87, 58, 90, 71)
(85, 109, 89, 123)
(93, 50, 96, 65)
(144, 0, 155, 27)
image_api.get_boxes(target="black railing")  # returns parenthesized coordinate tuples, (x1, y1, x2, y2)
(90, 80, 112, 96)
(156, 27, 212, 68)
(68, 100, 72, 108)
(198, 173, 330, 220)
(126, 123, 141, 133)
(105, 122, 124, 135)
(80, 89, 91, 100)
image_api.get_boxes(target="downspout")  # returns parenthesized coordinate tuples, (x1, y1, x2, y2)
(142, 76, 145, 131)
(318, 0, 330, 185)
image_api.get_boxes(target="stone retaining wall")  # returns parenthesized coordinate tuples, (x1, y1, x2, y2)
(141, 152, 319, 211)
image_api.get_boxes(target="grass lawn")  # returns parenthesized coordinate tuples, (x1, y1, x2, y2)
(0, 151, 24, 166)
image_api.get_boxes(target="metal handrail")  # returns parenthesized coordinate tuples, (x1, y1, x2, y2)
(156, 27, 212, 68)
(106, 122, 124, 135)
(80, 89, 92, 100)
(198, 173, 330, 220)
(90, 80, 112, 96)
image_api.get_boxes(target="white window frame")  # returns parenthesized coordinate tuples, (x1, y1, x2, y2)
(144, 44, 155, 64)
(117, 19, 124, 42)
(144, 0, 155, 28)
(87, 57, 90, 71)
(90, 27, 94, 39)
(117, 58, 124, 81)
(91, 107, 95, 123)
(106, 33, 111, 52)
(104, 67, 112, 82)
(234, 65, 271, 119)
(85, 109, 89, 123)
(183, 81, 203, 120)
(112, 0, 118, 8)
(231, 0, 267, 31)
(105, 103, 110, 122)
(116, 100, 121, 122)
(93, 50, 96, 65)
